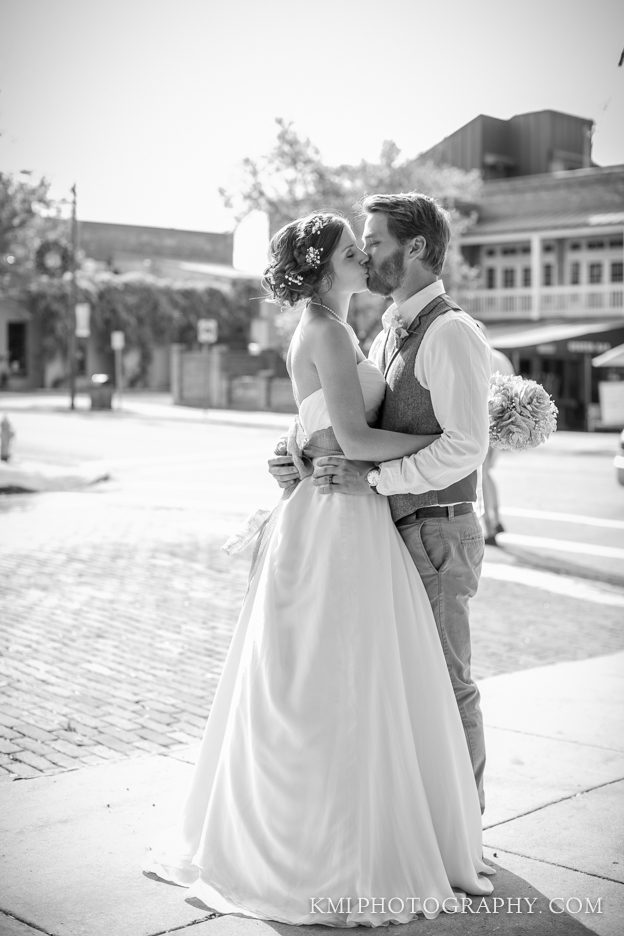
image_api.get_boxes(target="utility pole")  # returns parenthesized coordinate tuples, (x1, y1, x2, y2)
(68, 183, 78, 410)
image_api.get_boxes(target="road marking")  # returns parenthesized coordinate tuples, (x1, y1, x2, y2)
(482, 562, 624, 607)
(497, 532, 624, 561)
(502, 507, 624, 531)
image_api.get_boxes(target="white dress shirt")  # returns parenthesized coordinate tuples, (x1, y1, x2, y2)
(368, 280, 492, 497)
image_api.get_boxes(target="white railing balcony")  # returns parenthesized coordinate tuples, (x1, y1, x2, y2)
(461, 285, 624, 321)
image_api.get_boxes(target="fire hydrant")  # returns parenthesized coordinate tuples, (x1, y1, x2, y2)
(1, 414, 15, 462)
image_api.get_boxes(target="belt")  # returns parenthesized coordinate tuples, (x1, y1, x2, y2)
(396, 503, 474, 524)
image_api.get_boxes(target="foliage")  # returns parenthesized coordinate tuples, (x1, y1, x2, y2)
(220, 118, 482, 231)
(0, 171, 67, 293)
(1, 172, 257, 383)
(220, 118, 483, 347)
(27, 271, 255, 383)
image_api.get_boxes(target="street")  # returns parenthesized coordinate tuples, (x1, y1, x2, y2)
(1, 396, 623, 782)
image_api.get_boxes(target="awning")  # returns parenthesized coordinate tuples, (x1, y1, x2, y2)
(592, 343, 624, 368)
(489, 320, 623, 350)
(466, 211, 624, 238)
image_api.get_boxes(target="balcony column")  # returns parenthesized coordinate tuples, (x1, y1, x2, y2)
(530, 233, 541, 320)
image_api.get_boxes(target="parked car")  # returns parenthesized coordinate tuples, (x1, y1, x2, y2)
(616, 429, 624, 486)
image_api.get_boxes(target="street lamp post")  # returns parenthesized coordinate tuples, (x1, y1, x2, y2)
(68, 184, 78, 410)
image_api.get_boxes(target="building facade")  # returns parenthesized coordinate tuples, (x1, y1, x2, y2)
(0, 220, 257, 391)
(420, 109, 594, 179)
(422, 110, 624, 430)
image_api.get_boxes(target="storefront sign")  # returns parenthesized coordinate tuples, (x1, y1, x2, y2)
(567, 341, 611, 354)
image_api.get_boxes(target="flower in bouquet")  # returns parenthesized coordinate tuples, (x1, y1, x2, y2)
(488, 373, 558, 451)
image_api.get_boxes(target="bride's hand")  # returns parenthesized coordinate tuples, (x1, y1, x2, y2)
(268, 455, 300, 491)
(313, 456, 376, 496)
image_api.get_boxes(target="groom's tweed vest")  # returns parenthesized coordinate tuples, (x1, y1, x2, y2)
(378, 293, 478, 523)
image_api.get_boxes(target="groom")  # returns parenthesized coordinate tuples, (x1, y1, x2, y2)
(270, 193, 491, 812)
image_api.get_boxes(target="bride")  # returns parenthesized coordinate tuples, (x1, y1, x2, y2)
(145, 212, 494, 926)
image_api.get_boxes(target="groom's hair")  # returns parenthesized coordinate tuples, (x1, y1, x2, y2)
(361, 192, 451, 276)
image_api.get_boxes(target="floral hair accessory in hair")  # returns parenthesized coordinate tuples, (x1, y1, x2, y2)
(305, 246, 322, 268)
(309, 216, 330, 236)
(285, 271, 304, 286)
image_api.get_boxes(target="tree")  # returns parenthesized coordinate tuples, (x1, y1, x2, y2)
(0, 171, 66, 293)
(220, 119, 482, 349)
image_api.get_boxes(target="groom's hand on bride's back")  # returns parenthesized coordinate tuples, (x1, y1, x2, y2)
(313, 456, 376, 496)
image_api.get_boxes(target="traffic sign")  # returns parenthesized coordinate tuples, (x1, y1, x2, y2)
(197, 319, 218, 344)
(75, 303, 90, 338)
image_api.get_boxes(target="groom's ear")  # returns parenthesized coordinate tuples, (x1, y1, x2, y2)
(407, 236, 427, 260)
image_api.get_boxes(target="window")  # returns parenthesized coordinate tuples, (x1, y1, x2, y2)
(485, 267, 496, 289)
(608, 237, 623, 249)
(569, 242, 581, 251)
(587, 240, 605, 250)
(7, 322, 27, 376)
(520, 245, 530, 254)
(611, 261, 624, 284)
(522, 267, 531, 287)
(589, 263, 603, 284)
(501, 247, 518, 256)
(570, 262, 580, 285)
(543, 264, 553, 286)
(543, 244, 554, 253)
(485, 248, 496, 257)
(502, 267, 516, 288)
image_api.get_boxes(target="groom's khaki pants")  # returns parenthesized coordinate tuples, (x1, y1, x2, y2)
(396, 508, 486, 813)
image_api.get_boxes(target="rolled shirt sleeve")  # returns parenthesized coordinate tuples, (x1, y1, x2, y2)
(376, 314, 492, 496)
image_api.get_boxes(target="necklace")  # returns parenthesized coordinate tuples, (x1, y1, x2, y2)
(308, 299, 347, 326)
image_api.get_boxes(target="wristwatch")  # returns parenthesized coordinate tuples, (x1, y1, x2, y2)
(366, 466, 381, 492)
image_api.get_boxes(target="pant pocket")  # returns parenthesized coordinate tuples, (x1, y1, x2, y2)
(418, 520, 450, 575)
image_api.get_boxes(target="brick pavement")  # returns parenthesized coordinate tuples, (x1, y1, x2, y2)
(0, 491, 249, 781)
(2, 488, 624, 782)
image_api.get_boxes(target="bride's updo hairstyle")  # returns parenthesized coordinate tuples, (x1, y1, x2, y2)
(262, 212, 346, 307)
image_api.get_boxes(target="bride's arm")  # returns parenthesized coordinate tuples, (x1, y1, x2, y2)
(310, 318, 438, 461)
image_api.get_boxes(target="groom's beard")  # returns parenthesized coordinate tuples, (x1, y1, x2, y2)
(366, 247, 406, 297)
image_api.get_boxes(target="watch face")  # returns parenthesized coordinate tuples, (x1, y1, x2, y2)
(367, 468, 380, 487)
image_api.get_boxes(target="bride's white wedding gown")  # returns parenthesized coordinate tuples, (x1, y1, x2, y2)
(146, 352, 494, 926)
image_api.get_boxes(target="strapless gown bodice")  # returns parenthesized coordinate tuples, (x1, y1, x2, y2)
(298, 359, 386, 435)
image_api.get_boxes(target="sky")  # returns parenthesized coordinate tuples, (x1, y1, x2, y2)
(1, 0, 623, 233)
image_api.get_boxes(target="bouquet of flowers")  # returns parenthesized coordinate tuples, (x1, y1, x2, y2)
(488, 373, 558, 451)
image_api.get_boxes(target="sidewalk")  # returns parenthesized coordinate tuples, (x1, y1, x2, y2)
(0, 390, 293, 430)
(1, 652, 622, 936)
(1, 389, 617, 446)
(0, 391, 292, 492)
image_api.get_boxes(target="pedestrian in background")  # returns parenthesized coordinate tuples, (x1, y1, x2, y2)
(476, 323, 515, 546)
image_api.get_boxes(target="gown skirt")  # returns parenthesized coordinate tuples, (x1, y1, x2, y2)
(145, 360, 494, 927)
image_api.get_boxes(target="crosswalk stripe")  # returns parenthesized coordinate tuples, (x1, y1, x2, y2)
(502, 507, 624, 531)
(482, 562, 624, 607)
(497, 532, 624, 561)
